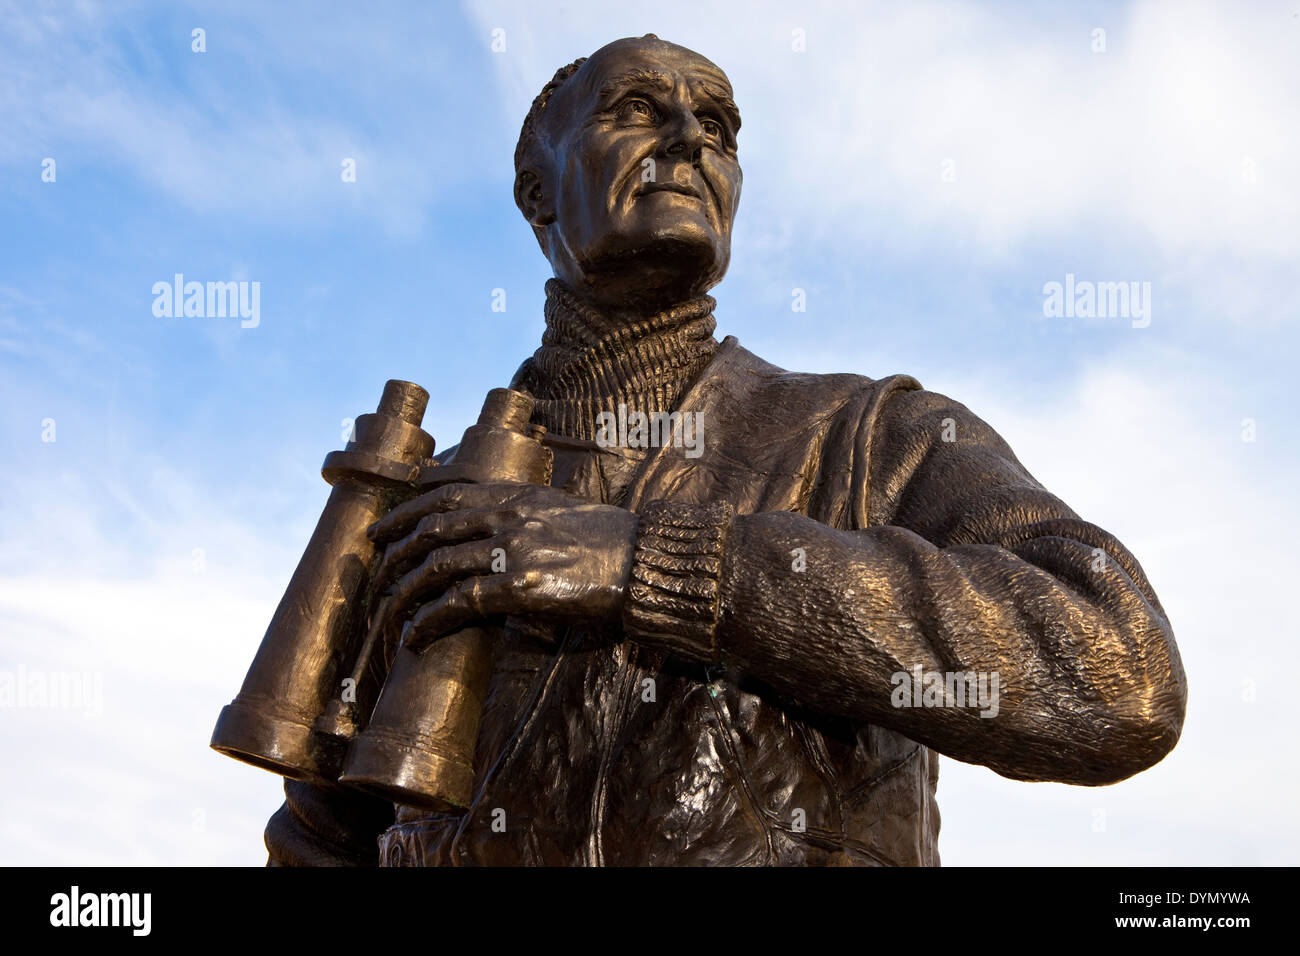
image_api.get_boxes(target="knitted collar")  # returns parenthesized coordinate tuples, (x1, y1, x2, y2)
(516, 279, 719, 442)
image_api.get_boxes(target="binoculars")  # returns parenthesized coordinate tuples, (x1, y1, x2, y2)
(211, 380, 551, 811)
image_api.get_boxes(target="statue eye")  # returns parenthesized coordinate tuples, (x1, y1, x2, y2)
(700, 117, 723, 138)
(618, 98, 658, 122)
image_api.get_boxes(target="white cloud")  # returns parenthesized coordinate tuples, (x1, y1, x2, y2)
(0, 463, 301, 865)
(0, 566, 288, 865)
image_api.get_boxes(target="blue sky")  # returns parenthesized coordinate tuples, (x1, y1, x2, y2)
(2, 0, 1297, 865)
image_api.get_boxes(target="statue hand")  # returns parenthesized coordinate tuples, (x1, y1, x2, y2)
(367, 482, 638, 652)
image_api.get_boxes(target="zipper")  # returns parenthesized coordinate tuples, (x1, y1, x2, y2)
(586, 639, 641, 866)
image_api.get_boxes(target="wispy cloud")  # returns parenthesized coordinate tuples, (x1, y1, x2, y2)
(1, 0, 499, 238)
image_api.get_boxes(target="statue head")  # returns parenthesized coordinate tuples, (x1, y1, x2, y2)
(513, 35, 742, 312)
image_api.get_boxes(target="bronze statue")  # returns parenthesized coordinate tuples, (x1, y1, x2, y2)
(215, 34, 1187, 866)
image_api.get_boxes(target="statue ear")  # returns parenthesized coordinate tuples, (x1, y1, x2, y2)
(514, 168, 556, 228)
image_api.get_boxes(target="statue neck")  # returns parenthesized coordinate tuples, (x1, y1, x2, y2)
(518, 279, 719, 442)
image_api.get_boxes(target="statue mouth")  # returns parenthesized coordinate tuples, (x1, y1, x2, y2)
(637, 182, 703, 201)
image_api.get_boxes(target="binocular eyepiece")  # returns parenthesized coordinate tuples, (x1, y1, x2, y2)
(210, 381, 551, 811)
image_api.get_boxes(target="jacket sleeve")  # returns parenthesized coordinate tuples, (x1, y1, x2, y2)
(264, 779, 394, 866)
(621, 386, 1188, 786)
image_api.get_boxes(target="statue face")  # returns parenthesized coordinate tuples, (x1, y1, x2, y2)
(518, 38, 743, 310)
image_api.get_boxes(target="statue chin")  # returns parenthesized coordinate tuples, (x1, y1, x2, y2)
(564, 230, 728, 310)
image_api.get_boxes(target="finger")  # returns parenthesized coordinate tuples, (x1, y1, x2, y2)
(373, 508, 514, 594)
(367, 487, 454, 544)
(368, 482, 533, 543)
(405, 574, 523, 652)
(367, 483, 477, 544)
(377, 541, 498, 636)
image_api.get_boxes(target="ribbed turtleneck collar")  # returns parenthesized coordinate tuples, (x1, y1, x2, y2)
(514, 279, 719, 442)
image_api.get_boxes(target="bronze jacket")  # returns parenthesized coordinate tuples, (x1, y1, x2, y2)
(266, 337, 1187, 866)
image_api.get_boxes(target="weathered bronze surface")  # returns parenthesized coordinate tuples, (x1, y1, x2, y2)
(339, 388, 553, 810)
(211, 380, 434, 784)
(221, 34, 1188, 866)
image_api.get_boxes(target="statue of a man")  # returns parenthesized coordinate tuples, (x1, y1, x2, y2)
(264, 34, 1187, 866)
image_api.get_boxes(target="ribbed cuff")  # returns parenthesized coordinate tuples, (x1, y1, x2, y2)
(622, 499, 734, 663)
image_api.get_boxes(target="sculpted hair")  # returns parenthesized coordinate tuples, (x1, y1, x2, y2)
(513, 34, 662, 185)
(513, 57, 586, 183)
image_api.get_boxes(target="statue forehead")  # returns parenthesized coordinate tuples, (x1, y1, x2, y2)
(543, 38, 736, 137)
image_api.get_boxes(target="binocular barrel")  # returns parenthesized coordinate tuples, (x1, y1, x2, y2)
(339, 388, 551, 810)
(210, 380, 435, 784)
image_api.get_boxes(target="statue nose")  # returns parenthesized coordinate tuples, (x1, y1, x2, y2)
(664, 115, 706, 162)
(667, 143, 702, 164)
(666, 138, 703, 164)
